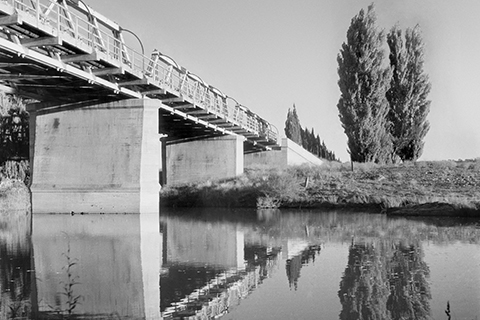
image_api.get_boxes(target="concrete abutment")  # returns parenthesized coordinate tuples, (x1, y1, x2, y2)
(245, 138, 323, 168)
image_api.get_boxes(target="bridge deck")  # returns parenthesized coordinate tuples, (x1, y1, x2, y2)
(0, 0, 279, 149)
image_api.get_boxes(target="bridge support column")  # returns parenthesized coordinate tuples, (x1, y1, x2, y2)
(166, 135, 244, 185)
(28, 99, 160, 214)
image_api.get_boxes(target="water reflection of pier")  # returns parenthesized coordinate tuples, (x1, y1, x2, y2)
(33, 213, 162, 319)
(160, 215, 282, 319)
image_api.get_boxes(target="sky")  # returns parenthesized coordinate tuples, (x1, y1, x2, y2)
(85, 0, 480, 162)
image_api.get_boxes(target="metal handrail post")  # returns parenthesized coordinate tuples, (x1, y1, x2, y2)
(56, 2, 60, 35)
(74, 14, 78, 43)
(36, 0, 39, 22)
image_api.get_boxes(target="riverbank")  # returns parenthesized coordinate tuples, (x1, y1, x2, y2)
(0, 179, 31, 212)
(160, 160, 480, 216)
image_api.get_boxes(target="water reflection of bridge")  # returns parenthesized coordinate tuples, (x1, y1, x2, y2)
(19, 212, 317, 319)
(159, 216, 283, 319)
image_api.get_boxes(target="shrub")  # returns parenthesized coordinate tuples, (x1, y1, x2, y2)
(0, 160, 29, 184)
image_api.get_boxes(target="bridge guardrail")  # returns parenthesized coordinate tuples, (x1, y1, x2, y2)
(0, 0, 279, 144)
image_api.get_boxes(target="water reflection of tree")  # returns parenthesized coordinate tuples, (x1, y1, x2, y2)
(338, 242, 390, 320)
(338, 241, 431, 320)
(387, 243, 431, 320)
(286, 245, 321, 290)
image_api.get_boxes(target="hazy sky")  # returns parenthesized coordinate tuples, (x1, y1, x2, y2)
(86, 0, 480, 162)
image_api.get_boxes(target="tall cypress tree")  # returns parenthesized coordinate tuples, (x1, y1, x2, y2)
(337, 4, 393, 163)
(284, 104, 302, 145)
(386, 25, 431, 161)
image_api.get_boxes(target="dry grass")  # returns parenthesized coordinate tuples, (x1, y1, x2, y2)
(0, 160, 29, 185)
(0, 178, 31, 212)
(161, 159, 480, 215)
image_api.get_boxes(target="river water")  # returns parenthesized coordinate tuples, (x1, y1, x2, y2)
(1, 208, 479, 319)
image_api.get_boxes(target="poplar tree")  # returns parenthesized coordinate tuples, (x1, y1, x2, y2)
(386, 25, 431, 161)
(337, 4, 393, 163)
(284, 104, 302, 145)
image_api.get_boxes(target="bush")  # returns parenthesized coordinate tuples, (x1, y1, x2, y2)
(0, 178, 30, 212)
(0, 160, 29, 185)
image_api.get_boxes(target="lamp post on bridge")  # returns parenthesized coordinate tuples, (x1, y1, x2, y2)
(269, 123, 280, 143)
(156, 52, 179, 69)
(227, 96, 257, 136)
(73, 0, 92, 19)
(119, 27, 145, 56)
(226, 95, 240, 106)
(119, 27, 145, 72)
(72, 0, 95, 47)
(226, 96, 249, 114)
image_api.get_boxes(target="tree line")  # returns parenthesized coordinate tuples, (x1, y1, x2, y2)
(337, 4, 431, 164)
(284, 105, 338, 161)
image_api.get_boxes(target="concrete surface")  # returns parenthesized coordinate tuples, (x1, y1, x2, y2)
(166, 135, 244, 185)
(29, 99, 161, 214)
(244, 138, 323, 168)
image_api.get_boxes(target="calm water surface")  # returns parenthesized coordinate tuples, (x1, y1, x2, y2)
(1, 208, 479, 319)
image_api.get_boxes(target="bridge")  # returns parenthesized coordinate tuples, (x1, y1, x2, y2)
(0, 0, 278, 142)
(0, 0, 321, 213)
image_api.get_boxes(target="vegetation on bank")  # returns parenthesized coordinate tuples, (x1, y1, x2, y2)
(0, 178, 30, 212)
(160, 159, 480, 216)
(0, 159, 30, 211)
(0, 91, 30, 211)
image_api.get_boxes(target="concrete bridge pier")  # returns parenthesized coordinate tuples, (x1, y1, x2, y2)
(165, 135, 244, 185)
(28, 99, 161, 214)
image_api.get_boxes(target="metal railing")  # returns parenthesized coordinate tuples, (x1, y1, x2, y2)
(0, 0, 279, 143)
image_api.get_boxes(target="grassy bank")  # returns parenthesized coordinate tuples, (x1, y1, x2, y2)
(0, 178, 31, 212)
(160, 160, 480, 216)
(0, 179, 31, 238)
(0, 160, 31, 214)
